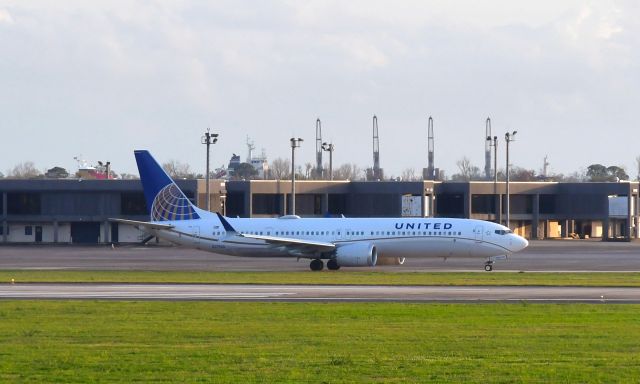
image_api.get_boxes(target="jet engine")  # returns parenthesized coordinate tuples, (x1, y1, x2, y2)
(376, 256, 406, 266)
(335, 243, 377, 267)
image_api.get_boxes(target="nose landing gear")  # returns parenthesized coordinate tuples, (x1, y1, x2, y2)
(484, 255, 507, 272)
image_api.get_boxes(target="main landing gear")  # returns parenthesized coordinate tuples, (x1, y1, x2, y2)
(326, 259, 340, 270)
(484, 262, 494, 272)
(309, 259, 341, 271)
(310, 259, 324, 271)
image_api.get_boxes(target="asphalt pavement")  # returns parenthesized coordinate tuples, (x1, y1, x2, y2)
(1, 283, 639, 302)
(0, 239, 639, 272)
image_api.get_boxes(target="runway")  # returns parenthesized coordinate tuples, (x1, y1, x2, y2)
(2, 283, 640, 302)
(1, 239, 639, 271)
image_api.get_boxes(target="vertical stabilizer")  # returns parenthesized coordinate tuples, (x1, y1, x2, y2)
(134, 150, 201, 221)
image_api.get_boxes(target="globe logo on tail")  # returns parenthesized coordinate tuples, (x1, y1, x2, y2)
(151, 184, 200, 221)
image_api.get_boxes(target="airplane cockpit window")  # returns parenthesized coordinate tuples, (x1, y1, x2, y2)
(494, 229, 513, 235)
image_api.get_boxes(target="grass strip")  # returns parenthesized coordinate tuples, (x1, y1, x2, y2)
(2, 270, 640, 286)
(0, 301, 639, 383)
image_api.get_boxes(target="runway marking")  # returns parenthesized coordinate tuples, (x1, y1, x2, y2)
(2, 283, 640, 302)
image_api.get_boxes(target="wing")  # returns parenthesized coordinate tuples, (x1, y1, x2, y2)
(108, 218, 174, 231)
(214, 212, 335, 255)
(239, 233, 336, 253)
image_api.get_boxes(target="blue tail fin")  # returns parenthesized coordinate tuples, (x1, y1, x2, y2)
(134, 150, 201, 221)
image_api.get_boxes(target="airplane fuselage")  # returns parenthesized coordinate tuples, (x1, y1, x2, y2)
(151, 216, 527, 260)
(124, 150, 529, 271)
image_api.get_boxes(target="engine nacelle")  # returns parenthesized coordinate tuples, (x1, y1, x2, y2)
(376, 256, 406, 266)
(335, 243, 377, 267)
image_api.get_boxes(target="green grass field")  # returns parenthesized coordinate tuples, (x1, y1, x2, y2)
(2, 270, 640, 286)
(0, 301, 639, 382)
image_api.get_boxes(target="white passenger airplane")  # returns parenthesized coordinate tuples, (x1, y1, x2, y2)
(113, 150, 528, 271)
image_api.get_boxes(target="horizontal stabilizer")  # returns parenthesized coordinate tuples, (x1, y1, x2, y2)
(108, 218, 174, 231)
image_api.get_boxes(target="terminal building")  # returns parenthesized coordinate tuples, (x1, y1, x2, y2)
(0, 179, 638, 243)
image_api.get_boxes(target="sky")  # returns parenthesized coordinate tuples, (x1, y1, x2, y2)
(1, 1, 639, 178)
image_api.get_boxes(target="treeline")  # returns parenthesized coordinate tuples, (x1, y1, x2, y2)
(4, 156, 640, 182)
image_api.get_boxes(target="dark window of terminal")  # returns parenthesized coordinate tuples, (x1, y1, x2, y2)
(252, 194, 281, 215)
(328, 194, 347, 215)
(314, 194, 322, 215)
(226, 192, 245, 217)
(121, 192, 148, 215)
(471, 195, 496, 214)
(7, 193, 41, 215)
(539, 194, 556, 214)
(436, 194, 464, 217)
(505, 194, 533, 214)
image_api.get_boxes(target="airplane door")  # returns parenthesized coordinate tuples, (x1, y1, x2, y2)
(473, 225, 483, 242)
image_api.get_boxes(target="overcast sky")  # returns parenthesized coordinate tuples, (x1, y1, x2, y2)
(1, 1, 639, 178)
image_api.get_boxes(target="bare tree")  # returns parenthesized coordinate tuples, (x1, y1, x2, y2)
(334, 163, 362, 180)
(509, 167, 537, 181)
(304, 162, 313, 180)
(401, 168, 418, 181)
(119, 173, 139, 180)
(162, 160, 194, 179)
(451, 157, 481, 181)
(269, 158, 290, 180)
(8, 161, 41, 178)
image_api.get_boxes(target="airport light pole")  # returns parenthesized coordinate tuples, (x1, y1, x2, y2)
(201, 128, 219, 211)
(505, 131, 517, 228)
(290, 137, 303, 215)
(321, 142, 335, 180)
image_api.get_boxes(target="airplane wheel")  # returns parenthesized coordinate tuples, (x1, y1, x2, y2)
(327, 259, 340, 270)
(310, 259, 324, 271)
(484, 264, 493, 272)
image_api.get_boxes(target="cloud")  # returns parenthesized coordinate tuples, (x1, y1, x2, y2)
(0, 8, 14, 24)
(0, 1, 639, 177)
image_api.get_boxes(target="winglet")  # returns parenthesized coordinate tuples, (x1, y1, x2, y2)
(216, 212, 237, 233)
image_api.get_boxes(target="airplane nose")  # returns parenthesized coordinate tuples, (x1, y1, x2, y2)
(513, 236, 528, 252)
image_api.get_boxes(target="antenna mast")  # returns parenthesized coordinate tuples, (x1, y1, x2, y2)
(373, 115, 381, 180)
(246, 136, 255, 163)
(427, 116, 434, 180)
